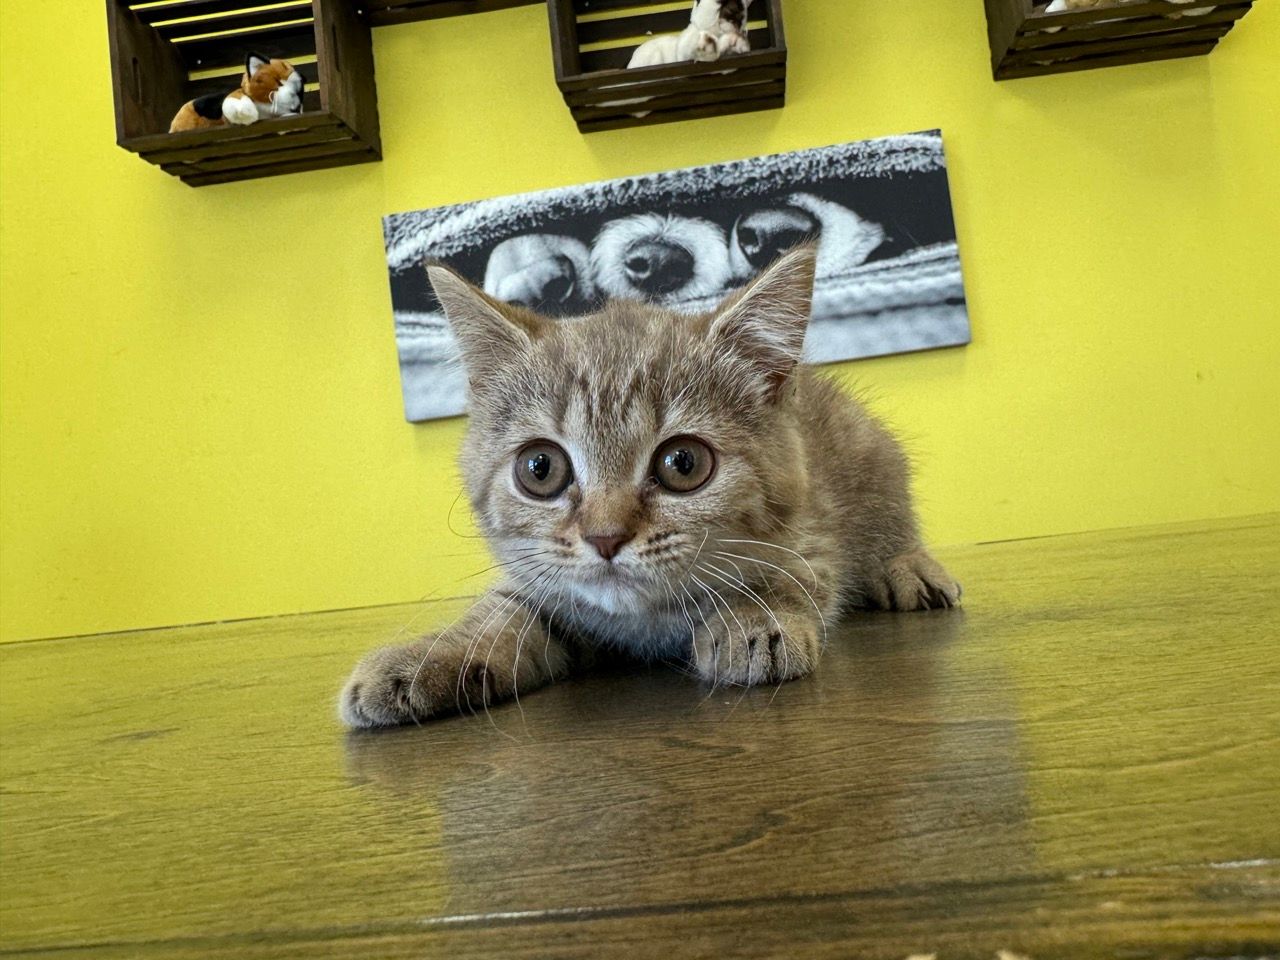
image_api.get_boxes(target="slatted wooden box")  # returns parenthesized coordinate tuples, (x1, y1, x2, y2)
(361, 0, 542, 26)
(984, 0, 1255, 79)
(106, 0, 380, 187)
(546, 0, 787, 133)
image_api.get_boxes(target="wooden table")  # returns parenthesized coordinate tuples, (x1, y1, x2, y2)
(2, 516, 1277, 958)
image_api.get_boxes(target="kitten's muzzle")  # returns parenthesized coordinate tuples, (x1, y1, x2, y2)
(585, 533, 633, 561)
(623, 241, 694, 295)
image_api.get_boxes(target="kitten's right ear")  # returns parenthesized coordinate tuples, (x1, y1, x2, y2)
(707, 244, 817, 402)
(246, 52, 270, 76)
(427, 264, 541, 382)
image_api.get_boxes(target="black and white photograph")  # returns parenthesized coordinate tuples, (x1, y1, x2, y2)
(383, 130, 971, 422)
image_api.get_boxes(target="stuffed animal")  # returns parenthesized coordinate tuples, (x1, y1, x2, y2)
(627, 0, 751, 69)
(1043, 0, 1213, 19)
(1166, 0, 1216, 16)
(169, 53, 304, 133)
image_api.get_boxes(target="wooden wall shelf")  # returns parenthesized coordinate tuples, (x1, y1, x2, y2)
(984, 0, 1254, 79)
(547, 0, 787, 133)
(106, 0, 380, 186)
(360, 0, 542, 27)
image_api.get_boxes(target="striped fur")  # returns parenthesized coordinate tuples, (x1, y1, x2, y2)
(340, 246, 959, 728)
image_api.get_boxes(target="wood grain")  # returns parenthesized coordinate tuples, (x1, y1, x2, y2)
(2, 516, 1277, 958)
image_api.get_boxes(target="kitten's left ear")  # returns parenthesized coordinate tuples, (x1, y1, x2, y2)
(246, 52, 270, 76)
(427, 263, 544, 387)
(707, 244, 817, 402)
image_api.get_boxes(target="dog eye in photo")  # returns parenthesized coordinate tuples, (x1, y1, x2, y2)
(483, 235, 594, 313)
(730, 193, 886, 280)
(591, 214, 732, 305)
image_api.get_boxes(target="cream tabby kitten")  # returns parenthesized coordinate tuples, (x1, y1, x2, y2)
(340, 246, 959, 729)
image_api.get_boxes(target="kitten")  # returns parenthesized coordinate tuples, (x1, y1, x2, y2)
(340, 246, 960, 729)
(627, 0, 752, 69)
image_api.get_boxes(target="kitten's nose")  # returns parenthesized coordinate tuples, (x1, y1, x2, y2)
(584, 532, 633, 561)
(623, 241, 694, 296)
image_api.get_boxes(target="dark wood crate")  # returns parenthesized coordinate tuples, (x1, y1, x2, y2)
(547, 0, 787, 133)
(360, 0, 542, 26)
(106, 0, 381, 186)
(984, 0, 1254, 79)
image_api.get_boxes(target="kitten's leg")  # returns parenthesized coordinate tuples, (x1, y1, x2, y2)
(866, 548, 962, 612)
(687, 577, 824, 687)
(339, 588, 572, 728)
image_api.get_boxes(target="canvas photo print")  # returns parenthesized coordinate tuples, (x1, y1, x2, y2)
(383, 130, 971, 422)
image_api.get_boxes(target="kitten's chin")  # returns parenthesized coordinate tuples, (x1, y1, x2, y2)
(568, 575, 654, 617)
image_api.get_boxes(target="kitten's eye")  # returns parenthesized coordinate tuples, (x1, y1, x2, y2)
(514, 441, 573, 499)
(653, 436, 716, 494)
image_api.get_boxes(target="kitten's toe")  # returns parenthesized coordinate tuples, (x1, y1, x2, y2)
(339, 645, 436, 729)
(693, 615, 820, 686)
(875, 550, 962, 612)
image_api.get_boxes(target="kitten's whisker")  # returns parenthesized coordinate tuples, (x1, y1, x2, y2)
(455, 566, 554, 725)
(537, 587, 570, 692)
(460, 548, 548, 583)
(405, 551, 552, 713)
(662, 573, 699, 662)
(697, 560, 793, 686)
(689, 572, 749, 689)
(406, 584, 523, 721)
(688, 527, 711, 570)
(385, 581, 470, 648)
(714, 538, 819, 589)
(455, 591, 525, 729)
(681, 581, 725, 702)
(713, 550, 828, 643)
(509, 569, 565, 734)
(445, 489, 487, 540)
(697, 562, 786, 640)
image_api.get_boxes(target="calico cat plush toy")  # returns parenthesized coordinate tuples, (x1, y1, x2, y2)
(339, 245, 961, 729)
(628, 0, 751, 68)
(169, 53, 304, 133)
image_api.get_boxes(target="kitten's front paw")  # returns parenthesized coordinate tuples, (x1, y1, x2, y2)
(719, 32, 750, 55)
(339, 642, 446, 728)
(692, 612, 821, 686)
(869, 550, 962, 611)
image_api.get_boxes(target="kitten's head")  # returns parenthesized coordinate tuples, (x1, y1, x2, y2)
(429, 245, 816, 618)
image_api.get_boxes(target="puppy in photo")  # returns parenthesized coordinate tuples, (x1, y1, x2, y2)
(483, 235, 595, 314)
(591, 214, 733, 305)
(730, 193, 886, 281)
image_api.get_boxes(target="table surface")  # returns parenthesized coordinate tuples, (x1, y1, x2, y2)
(2, 515, 1277, 959)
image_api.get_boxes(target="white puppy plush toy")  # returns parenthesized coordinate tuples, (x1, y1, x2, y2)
(628, 0, 751, 68)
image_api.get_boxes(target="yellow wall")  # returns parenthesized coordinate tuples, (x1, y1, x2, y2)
(1, 2, 1277, 643)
